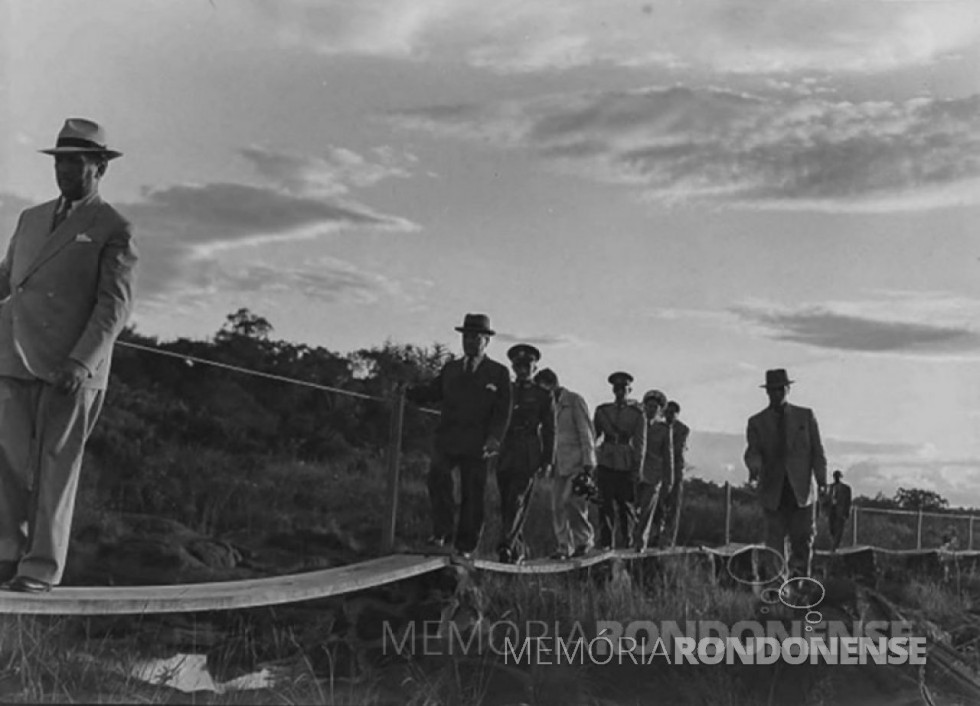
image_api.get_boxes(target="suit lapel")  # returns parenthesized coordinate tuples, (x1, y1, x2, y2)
(15, 200, 58, 276)
(18, 195, 102, 285)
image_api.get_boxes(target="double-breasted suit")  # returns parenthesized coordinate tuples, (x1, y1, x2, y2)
(744, 404, 826, 511)
(0, 193, 137, 584)
(744, 402, 826, 578)
(407, 355, 512, 553)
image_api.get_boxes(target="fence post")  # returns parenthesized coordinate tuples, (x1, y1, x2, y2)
(382, 386, 406, 553)
(724, 481, 731, 545)
(970, 516, 975, 551)
(916, 509, 923, 550)
(852, 506, 858, 546)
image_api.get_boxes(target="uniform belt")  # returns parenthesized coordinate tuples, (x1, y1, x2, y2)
(604, 434, 633, 445)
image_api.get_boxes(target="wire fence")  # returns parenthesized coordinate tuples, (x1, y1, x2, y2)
(114, 339, 978, 555)
(115, 339, 433, 549)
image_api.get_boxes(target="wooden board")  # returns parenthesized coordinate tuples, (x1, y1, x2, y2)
(3, 545, 971, 615)
(472, 546, 706, 574)
(0, 555, 449, 616)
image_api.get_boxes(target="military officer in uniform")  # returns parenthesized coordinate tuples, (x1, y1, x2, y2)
(593, 372, 646, 550)
(661, 399, 690, 547)
(496, 344, 556, 563)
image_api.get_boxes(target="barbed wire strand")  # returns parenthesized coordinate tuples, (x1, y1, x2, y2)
(116, 340, 441, 415)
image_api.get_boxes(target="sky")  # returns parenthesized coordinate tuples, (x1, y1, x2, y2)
(2, 0, 980, 506)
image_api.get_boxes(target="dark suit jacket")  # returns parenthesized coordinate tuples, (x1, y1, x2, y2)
(828, 481, 852, 517)
(0, 194, 138, 389)
(744, 403, 827, 511)
(408, 356, 512, 458)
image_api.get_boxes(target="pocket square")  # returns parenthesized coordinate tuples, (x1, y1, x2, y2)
(486, 383, 497, 392)
(74, 233, 93, 243)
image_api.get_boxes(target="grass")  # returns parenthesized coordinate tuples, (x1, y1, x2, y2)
(11, 452, 980, 704)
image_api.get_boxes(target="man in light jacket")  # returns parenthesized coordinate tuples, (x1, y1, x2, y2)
(744, 369, 827, 580)
(535, 368, 596, 559)
(0, 118, 138, 593)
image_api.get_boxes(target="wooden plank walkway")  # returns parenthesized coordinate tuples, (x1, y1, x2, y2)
(0, 545, 973, 615)
(0, 555, 449, 616)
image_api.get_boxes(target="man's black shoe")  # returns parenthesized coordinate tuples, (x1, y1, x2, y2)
(571, 545, 591, 558)
(0, 561, 17, 584)
(498, 546, 514, 564)
(5, 576, 52, 594)
(425, 535, 448, 547)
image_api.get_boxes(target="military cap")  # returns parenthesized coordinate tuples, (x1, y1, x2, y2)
(608, 371, 634, 386)
(643, 389, 667, 405)
(507, 344, 541, 363)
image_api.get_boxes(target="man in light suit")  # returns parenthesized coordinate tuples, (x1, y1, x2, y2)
(744, 369, 826, 580)
(405, 313, 512, 559)
(0, 118, 138, 592)
(534, 368, 596, 559)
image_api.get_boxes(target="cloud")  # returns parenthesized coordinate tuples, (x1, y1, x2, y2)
(494, 332, 588, 347)
(1, 146, 419, 307)
(732, 294, 980, 356)
(240, 145, 413, 198)
(215, 259, 401, 305)
(690, 430, 980, 508)
(391, 87, 980, 210)
(246, 0, 980, 75)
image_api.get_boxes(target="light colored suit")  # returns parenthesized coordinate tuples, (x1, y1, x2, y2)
(550, 387, 596, 553)
(744, 403, 826, 512)
(0, 195, 136, 387)
(553, 387, 596, 477)
(744, 402, 826, 578)
(0, 193, 137, 584)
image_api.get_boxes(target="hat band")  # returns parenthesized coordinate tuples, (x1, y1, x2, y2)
(56, 136, 109, 150)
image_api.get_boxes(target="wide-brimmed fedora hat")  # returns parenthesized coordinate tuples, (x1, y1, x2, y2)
(761, 368, 794, 389)
(454, 313, 495, 336)
(507, 344, 541, 363)
(39, 118, 123, 160)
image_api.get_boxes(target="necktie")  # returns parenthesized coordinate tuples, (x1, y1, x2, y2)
(51, 199, 72, 233)
(465, 357, 475, 374)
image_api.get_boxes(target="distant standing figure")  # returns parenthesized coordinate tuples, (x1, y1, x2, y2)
(0, 119, 138, 593)
(496, 344, 555, 564)
(826, 470, 852, 552)
(594, 372, 646, 550)
(662, 400, 689, 547)
(535, 368, 596, 559)
(405, 314, 512, 559)
(744, 369, 827, 580)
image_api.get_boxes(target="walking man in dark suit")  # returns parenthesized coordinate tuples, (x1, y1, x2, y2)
(496, 344, 555, 564)
(744, 369, 827, 580)
(0, 119, 138, 593)
(826, 470, 852, 551)
(406, 314, 512, 559)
